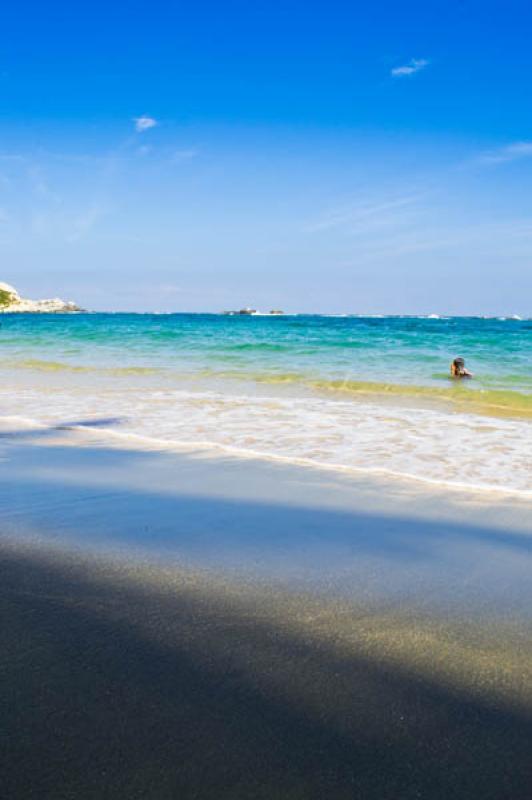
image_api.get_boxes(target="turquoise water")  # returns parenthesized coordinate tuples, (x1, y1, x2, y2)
(0, 313, 530, 492)
(0, 313, 530, 413)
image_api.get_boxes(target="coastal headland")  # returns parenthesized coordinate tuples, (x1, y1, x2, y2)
(0, 281, 81, 313)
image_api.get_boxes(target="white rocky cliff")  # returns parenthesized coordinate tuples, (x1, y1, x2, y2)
(0, 282, 81, 313)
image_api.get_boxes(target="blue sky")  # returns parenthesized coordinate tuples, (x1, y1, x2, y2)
(2, 0, 532, 313)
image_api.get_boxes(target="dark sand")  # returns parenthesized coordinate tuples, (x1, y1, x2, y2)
(1, 424, 532, 799)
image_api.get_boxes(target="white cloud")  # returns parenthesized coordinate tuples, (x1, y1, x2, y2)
(477, 141, 532, 165)
(391, 59, 429, 78)
(134, 116, 158, 133)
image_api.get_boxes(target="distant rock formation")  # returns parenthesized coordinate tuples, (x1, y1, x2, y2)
(0, 282, 81, 313)
(222, 308, 285, 316)
(222, 307, 257, 316)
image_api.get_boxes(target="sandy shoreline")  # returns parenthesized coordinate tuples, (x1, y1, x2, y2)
(1, 424, 532, 798)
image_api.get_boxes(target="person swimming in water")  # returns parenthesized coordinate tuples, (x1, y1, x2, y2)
(450, 357, 473, 378)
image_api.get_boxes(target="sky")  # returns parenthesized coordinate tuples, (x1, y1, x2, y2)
(1, 0, 532, 314)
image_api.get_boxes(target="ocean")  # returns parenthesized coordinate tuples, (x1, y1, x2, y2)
(1, 313, 530, 494)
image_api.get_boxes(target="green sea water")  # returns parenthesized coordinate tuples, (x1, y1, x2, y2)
(0, 313, 530, 492)
(1, 313, 530, 418)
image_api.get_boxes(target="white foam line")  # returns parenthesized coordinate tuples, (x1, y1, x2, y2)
(2, 413, 530, 500)
(61, 421, 532, 501)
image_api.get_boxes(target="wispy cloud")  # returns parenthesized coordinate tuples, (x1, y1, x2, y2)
(303, 190, 532, 267)
(134, 115, 158, 133)
(27, 201, 107, 243)
(66, 204, 106, 243)
(391, 59, 429, 78)
(171, 148, 198, 163)
(346, 217, 532, 264)
(476, 141, 532, 165)
(304, 195, 421, 234)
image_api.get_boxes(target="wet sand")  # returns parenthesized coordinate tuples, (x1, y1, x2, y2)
(1, 422, 532, 798)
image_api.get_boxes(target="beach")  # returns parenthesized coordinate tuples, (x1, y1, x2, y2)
(5, 0, 532, 794)
(1, 313, 531, 797)
(2, 419, 532, 799)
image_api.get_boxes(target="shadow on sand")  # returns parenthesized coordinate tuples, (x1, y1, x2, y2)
(1, 545, 532, 800)
(1, 422, 532, 798)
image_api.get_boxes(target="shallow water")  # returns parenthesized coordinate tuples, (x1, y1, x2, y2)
(0, 313, 530, 493)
